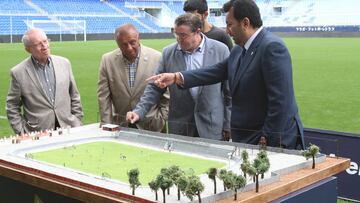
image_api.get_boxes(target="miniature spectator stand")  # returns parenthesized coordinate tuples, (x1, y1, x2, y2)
(9, 130, 54, 144)
(11, 137, 21, 144)
(21, 133, 31, 141)
(102, 124, 120, 132)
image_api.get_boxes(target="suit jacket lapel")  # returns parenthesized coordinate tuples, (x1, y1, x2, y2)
(25, 58, 52, 105)
(231, 29, 266, 95)
(52, 57, 62, 106)
(198, 39, 214, 95)
(133, 46, 148, 94)
(230, 48, 243, 89)
(117, 50, 132, 95)
(174, 48, 187, 72)
(174, 46, 193, 98)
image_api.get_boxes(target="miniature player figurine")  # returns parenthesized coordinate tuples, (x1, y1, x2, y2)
(58, 127, 63, 135)
(258, 136, 267, 150)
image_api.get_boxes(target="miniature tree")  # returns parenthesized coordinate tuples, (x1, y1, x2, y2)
(148, 179, 160, 201)
(127, 168, 141, 195)
(176, 175, 188, 200)
(160, 167, 173, 195)
(218, 169, 228, 191)
(168, 165, 184, 200)
(185, 175, 204, 203)
(247, 150, 270, 193)
(302, 143, 320, 169)
(240, 150, 250, 179)
(223, 171, 246, 200)
(156, 174, 172, 203)
(257, 150, 270, 179)
(207, 167, 218, 194)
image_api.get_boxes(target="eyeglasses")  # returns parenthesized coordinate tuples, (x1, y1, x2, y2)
(173, 32, 194, 39)
(31, 38, 50, 48)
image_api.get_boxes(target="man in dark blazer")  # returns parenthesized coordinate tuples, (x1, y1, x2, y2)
(127, 13, 231, 141)
(6, 28, 83, 135)
(146, 0, 304, 149)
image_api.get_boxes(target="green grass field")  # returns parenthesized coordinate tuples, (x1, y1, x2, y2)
(32, 141, 225, 183)
(0, 38, 359, 137)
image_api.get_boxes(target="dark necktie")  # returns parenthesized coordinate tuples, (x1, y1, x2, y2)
(234, 48, 247, 78)
(240, 48, 246, 64)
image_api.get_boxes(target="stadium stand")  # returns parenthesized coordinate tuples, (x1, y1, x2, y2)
(0, 0, 37, 14)
(0, 0, 359, 38)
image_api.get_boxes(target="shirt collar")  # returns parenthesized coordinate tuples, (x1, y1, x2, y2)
(244, 26, 263, 51)
(31, 56, 51, 68)
(123, 46, 141, 65)
(176, 33, 205, 54)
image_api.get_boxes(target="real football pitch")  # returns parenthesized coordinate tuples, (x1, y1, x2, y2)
(1, 38, 360, 137)
(32, 141, 226, 184)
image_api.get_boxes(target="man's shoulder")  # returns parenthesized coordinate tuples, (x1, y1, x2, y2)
(160, 42, 178, 57)
(209, 25, 227, 34)
(141, 45, 161, 56)
(163, 42, 178, 52)
(259, 29, 287, 49)
(141, 45, 161, 61)
(102, 49, 120, 59)
(51, 54, 69, 61)
(206, 26, 229, 40)
(260, 29, 282, 43)
(50, 55, 71, 68)
(205, 26, 233, 50)
(205, 36, 228, 52)
(11, 57, 31, 73)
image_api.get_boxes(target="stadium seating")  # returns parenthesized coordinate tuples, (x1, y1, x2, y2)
(259, 0, 360, 26)
(1, 0, 360, 36)
(0, 0, 37, 14)
(31, 0, 115, 15)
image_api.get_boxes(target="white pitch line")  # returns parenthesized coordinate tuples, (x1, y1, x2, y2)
(0, 115, 7, 119)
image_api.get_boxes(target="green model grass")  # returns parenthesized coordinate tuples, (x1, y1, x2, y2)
(32, 141, 226, 184)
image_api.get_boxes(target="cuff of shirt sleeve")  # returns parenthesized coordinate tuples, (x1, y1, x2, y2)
(175, 72, 184, 86)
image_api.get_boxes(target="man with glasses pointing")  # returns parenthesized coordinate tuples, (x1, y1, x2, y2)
(6, 28, 83, 135)
(127, 13, 231, 141)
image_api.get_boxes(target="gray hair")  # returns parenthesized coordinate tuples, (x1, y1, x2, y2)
(114, 24, 139, 39)
(174, 13, 202, 32)
(21, 28, 47, 47)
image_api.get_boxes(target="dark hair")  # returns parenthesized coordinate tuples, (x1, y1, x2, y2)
(174, 13, 203, 32)
(223, 0, 262, 28)
(183, 0, 208, 14)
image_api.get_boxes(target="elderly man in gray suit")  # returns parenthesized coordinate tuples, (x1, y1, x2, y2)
(127, 13, 231, 141)
(97, 24, 169, 132)
(6, 28, 83, 135)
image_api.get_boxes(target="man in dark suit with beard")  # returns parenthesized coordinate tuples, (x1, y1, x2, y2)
(146, 0, 304, 149)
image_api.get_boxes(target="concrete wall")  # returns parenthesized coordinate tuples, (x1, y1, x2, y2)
(0, 33, 174, 43)
(2, 31, 360, 43)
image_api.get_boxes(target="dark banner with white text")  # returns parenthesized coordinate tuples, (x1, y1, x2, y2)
(267, 25, 360, 33)
(304, 128, 360, 201)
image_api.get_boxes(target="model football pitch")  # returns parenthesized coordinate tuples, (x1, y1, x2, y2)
(32, 141, 226, 184)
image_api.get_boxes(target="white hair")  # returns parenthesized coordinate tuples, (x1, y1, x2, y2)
(21, 28, 47, 47)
